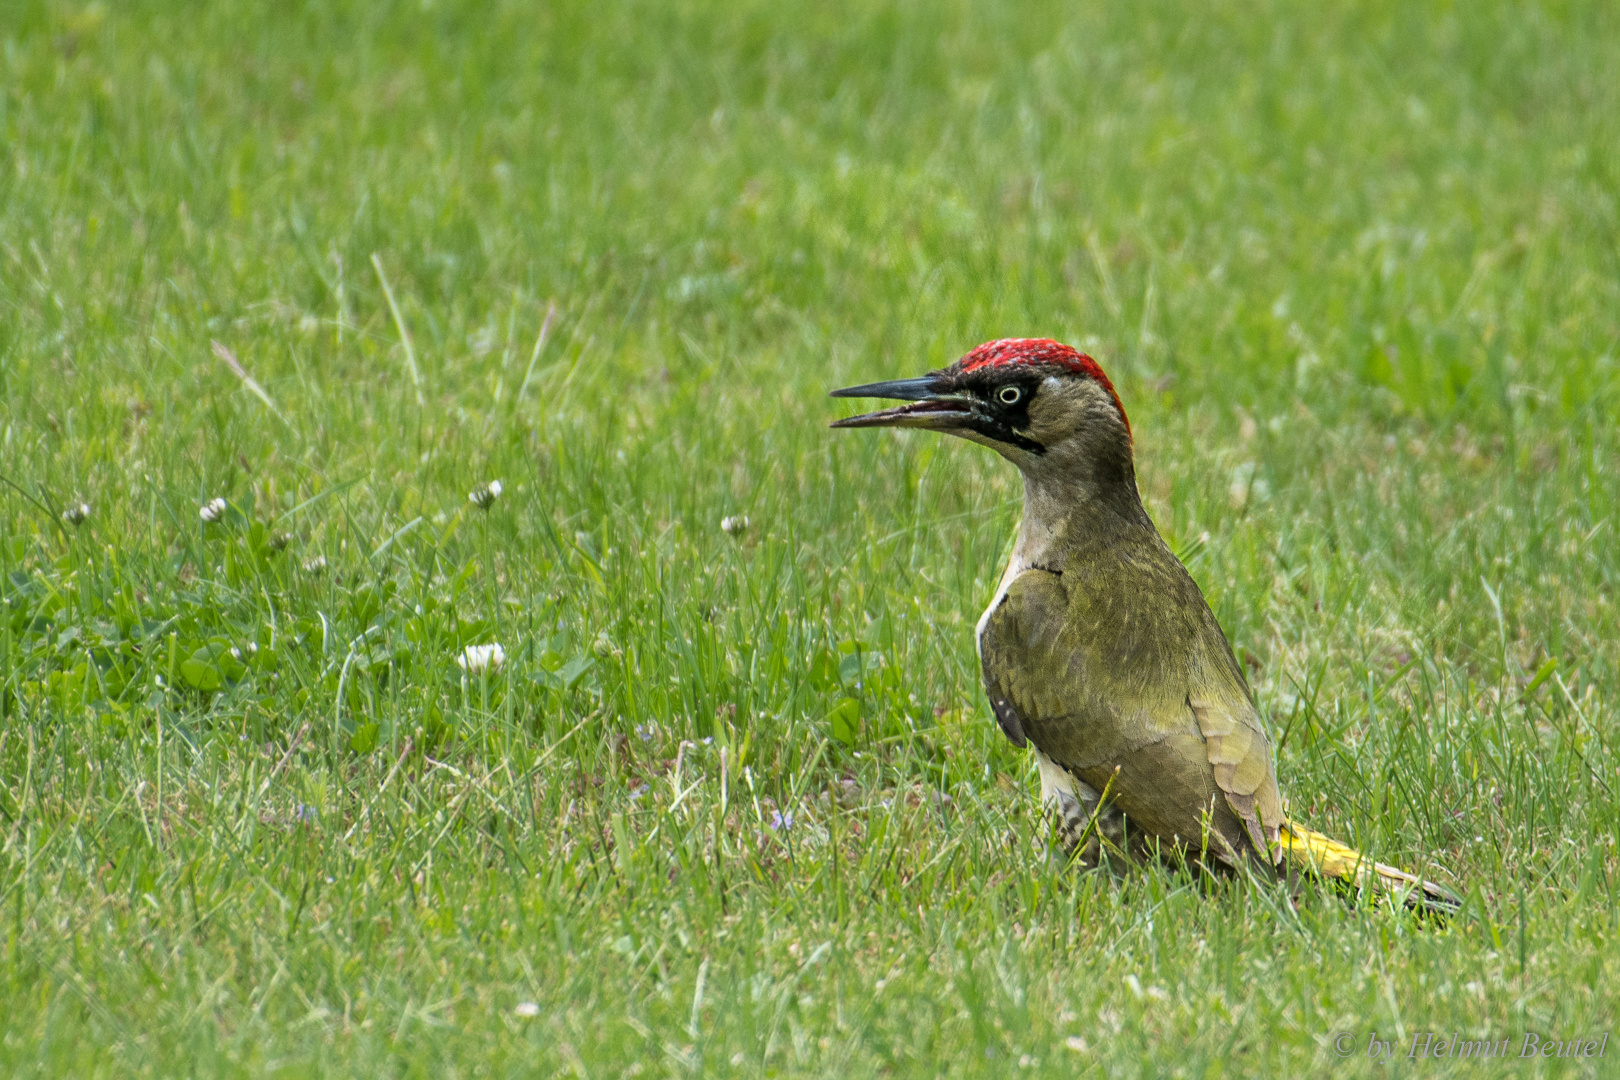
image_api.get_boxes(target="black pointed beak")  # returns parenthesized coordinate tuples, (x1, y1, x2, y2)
(828, 375, 972, 430)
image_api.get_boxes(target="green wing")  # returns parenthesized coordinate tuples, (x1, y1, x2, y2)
(979, 538, 1284, 865)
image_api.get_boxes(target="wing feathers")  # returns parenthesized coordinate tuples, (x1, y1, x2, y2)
(980, 552, 1288, 869)
(1191, 698, 1282, 860)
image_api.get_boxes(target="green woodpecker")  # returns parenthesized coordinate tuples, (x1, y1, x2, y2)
(832, 338, 1456, 913)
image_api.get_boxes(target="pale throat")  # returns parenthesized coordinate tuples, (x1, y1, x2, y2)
(976, 472, 1079, 656)
(1009, 467, 1096, 569)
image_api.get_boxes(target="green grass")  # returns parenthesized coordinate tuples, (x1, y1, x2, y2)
(2, 0, 1619, 1075)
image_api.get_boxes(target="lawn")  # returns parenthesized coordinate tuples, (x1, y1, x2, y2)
(2, 0, 1618, 1075)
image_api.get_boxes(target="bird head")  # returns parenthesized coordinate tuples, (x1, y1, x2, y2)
(831, 338, 1134, 489)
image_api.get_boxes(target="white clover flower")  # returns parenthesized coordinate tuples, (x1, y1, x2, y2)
(302, 554, 327, 574)
(513, 1002, 540, 1018)
(720, 514, 749, 535)
(62, 502, 91, 527)
(199, 497, 227, 523)
(458, 642, 505, 673)
(469, 479, 503, 509)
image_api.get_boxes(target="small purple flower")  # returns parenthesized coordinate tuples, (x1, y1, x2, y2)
(768, 809, 795, 832)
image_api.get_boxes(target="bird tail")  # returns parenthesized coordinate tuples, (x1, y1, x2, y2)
(1276, 822, 1460, 916)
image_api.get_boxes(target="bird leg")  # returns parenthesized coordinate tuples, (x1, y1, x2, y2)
(1037, 752, 1126, 867)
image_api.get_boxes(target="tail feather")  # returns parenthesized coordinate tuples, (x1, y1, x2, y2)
(1277, 823, 1460, 916)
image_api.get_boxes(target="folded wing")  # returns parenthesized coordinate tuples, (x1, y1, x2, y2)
(978, 539, 1285, 867)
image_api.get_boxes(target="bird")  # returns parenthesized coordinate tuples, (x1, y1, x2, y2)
(830, 337, 1457, 914)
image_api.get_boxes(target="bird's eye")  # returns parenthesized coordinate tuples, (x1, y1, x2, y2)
(997, 386, 1022, 405)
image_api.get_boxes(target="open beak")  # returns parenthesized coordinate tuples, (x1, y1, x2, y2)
(828, 374, 972, 431)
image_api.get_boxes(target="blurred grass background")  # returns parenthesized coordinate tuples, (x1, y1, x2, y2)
(1, 0, 1617, 1076)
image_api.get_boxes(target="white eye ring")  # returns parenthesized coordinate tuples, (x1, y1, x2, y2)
(997, 386, 1022, 405)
